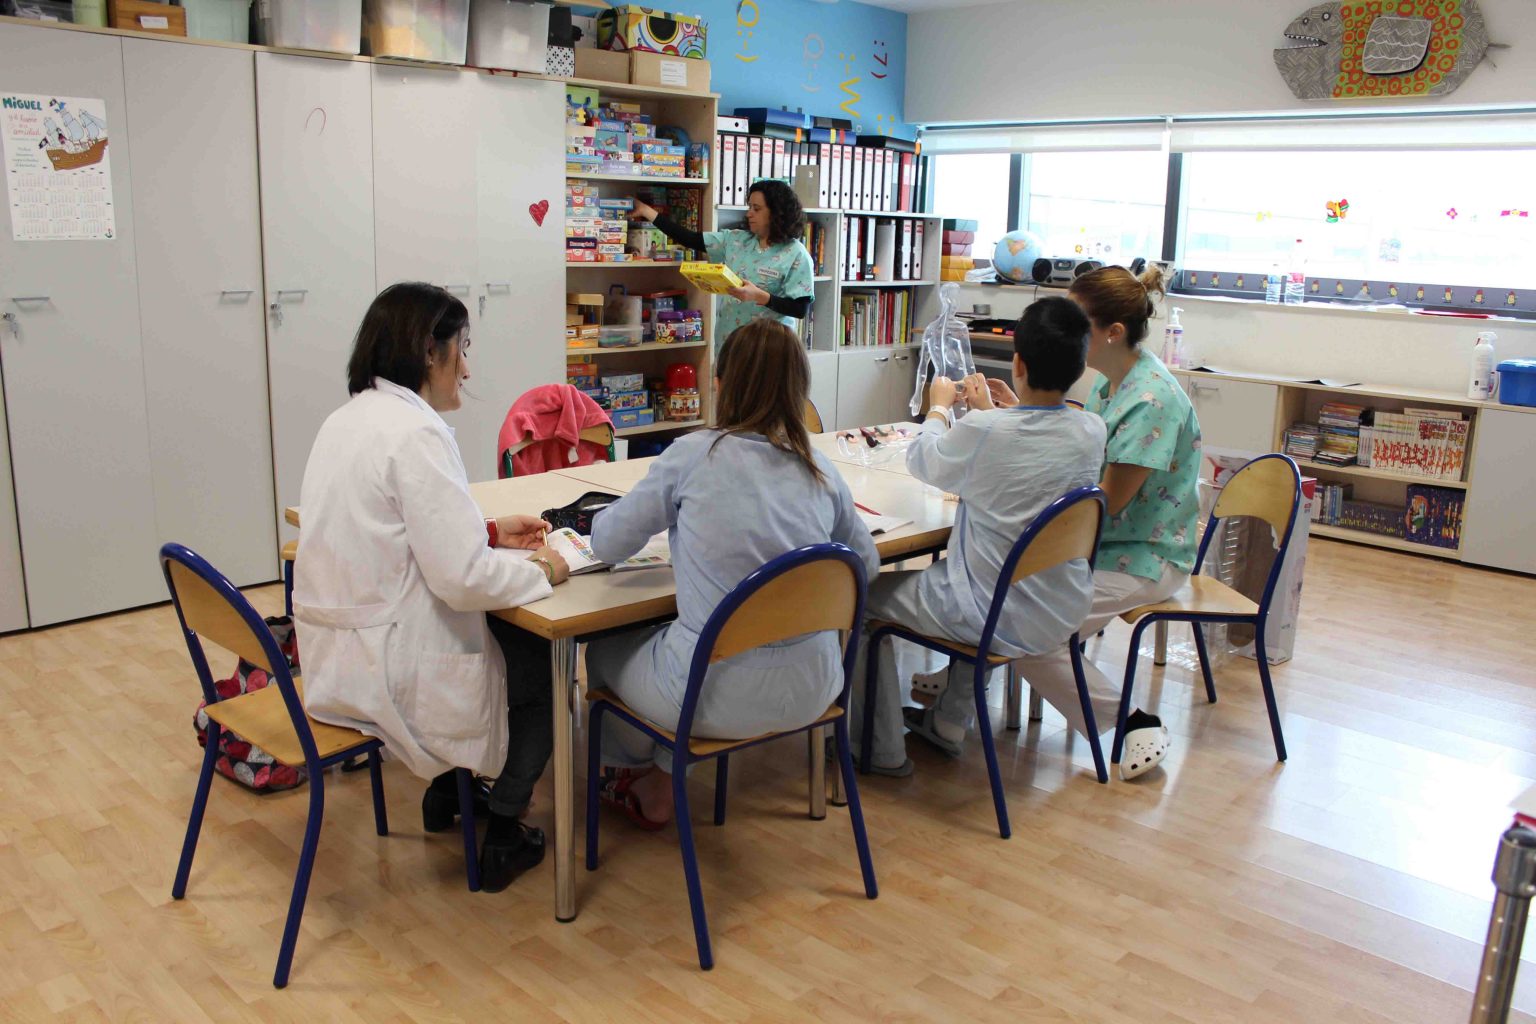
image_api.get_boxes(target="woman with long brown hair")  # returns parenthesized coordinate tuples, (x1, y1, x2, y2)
(584, 319, 879, 826)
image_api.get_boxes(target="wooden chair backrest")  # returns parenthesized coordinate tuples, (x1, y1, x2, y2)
(803, 400, 825, 435)
(710, 558, 860, 663)
(1011, 497, 1102, 583)
(166, 560, 276, 673)
(1213, 456, 1298, 539)
(505, 422, 615, 460)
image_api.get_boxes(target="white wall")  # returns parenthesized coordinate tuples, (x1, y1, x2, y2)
(906, 0, 1536, 124)
(949, 282, 1536, 396)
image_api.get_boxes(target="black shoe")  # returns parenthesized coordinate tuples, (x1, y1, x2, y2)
(421, 776, 493, 833)
(479, 821, 546, 893)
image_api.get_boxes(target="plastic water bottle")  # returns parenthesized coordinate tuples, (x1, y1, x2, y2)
(1468, 331, 1497, 400)
(1265, 262, 1284, 304)
(1283, 239, 1306, 305)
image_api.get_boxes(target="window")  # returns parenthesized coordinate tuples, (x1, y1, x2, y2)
(929, 153, 1011, 260)
(1181, 149, 1536, 288)
(1024, 151, 1167, 265)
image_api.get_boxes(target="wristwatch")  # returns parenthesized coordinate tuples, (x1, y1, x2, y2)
(485, 518, 499, 548)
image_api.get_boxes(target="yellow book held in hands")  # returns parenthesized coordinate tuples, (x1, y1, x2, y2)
(680, 262, 745, 294)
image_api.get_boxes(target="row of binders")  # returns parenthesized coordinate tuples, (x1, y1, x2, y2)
(714, 131, 921, 213)
(841, 216, 927, 283)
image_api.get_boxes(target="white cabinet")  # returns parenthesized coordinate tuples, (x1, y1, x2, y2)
(834, 347, 915, 430)
(1462, 409, 1536, 574)
(257, 54, 377, 543)
(123, 40, 276, 587)
(807, 350, 839, 430)
(0, 24, 164, 626)
(468, 73, 564, 484)
(0, 379, 27, 632)
(1178, 374, 1279, 456)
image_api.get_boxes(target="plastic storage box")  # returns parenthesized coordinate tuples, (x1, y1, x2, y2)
(1, 1, 73, 22)
(256, 0, 363, 54)
(182, 0, 251, 41)
(612, 408, 656, 430)
(365, 0, 470, 63)
(1497, 359, 1536, 407)
(466, 0, 547, 72)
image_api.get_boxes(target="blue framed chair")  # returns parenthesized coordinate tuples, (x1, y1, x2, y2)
(584, 543, 876, 971)
(862, 486, 1110, 839)
(160, 543, 478, 989)
(1110, 453, 1302, 767)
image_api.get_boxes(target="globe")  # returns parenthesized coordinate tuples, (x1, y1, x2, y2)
(992, 230, 1045, 284)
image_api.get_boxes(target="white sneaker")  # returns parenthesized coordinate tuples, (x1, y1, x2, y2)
(1119, 709, 1169, 781)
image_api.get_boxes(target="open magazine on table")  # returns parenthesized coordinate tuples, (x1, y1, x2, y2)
(538, 528, 671, 575)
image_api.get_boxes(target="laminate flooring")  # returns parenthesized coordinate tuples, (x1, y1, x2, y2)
(2, 537, 1534, 1022)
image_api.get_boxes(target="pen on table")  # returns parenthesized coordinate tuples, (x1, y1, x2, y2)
(854, 501, 881, 516)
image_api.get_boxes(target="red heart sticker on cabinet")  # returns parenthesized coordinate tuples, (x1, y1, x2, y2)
(529, 200, 549, 227)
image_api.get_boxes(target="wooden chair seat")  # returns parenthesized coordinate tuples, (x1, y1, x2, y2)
(1121, 574, 1259, 623)
(203, 676, 373, 766)
(280, 540, 298, 562)
(866, 619, 1013, 666)
(586, 687, 844, 758)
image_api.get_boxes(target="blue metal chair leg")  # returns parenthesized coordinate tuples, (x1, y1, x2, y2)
(1190, 620, 1218, 703)
(713, 755, 729, 826)
(834, 717, 878, 899)
(1254, 623, 1289, 762)
(585, 703, 605, 871)
(282, 557, 295, 619)
(972, 665, 1011, 839)
(1111, 620, 1151, 764)
(173, 721, 222, 900)
(455, 767, 480, 892)
(672, 767, 714, 970)
(273, 770, 325, 988)
(365, 748, 388, 837)
(1068, 636, 1109, 784)
(859, 631, 886, 775)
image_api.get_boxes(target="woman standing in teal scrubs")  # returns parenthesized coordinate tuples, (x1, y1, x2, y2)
(631, 179, 815, 345)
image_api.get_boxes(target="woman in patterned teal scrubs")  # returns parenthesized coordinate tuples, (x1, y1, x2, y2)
(631, 180, 814, 346)
(1011, 265, 1202, 780)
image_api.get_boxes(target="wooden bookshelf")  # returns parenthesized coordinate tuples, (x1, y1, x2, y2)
(567, 340, 709, 357)
(1289, 458, 1470, 490)
(615, 418, 705, 438)
(1310, 523, 1461, 560)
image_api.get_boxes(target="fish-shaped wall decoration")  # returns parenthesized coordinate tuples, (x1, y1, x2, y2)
(1274, 0, 1492, 100)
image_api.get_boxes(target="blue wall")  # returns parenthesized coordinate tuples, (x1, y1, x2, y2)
(591, 1, 910, 138)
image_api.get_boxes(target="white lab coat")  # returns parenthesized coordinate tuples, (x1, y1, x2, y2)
(292, 380, 551, 779)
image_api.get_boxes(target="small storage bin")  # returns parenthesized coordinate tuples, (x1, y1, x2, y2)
(612, 408, 655, 430)
(1, 1, 73, 22)
(597, 325, 643, 348)
(1497, 359, 1536, 408)
(467, 0, 547, 72)
(256, 0, 362, 54)
(365, 0, 470, 64)
(182, 0, 251, 41)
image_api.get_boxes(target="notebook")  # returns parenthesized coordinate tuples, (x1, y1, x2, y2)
(857, 510, 912, 535)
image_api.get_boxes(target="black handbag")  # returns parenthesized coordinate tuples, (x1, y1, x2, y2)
(541, 491, 623, 535)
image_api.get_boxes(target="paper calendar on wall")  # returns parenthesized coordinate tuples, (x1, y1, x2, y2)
(2, 92, 117, 242)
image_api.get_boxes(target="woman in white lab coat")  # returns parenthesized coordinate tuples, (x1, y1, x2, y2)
(293, 282, 572, 893)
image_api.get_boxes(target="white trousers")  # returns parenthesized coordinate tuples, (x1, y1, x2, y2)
(1015, 565, 1186, 738)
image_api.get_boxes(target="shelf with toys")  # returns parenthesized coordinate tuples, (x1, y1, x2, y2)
(564, 80, 718, 448)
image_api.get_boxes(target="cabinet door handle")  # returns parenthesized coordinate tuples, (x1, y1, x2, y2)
(441, 284, 472, 295)
(10, 296, 51, 303)
(1189, 382, 1219, 395)
(485, 282, 512, 292)
(873, 356, 891, 363)
(220, 289, 254, 298)
(274, 289, 308, 299)
(893, 354, 910, 362)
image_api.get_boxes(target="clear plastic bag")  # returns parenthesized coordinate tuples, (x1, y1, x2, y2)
(909, 283, 976, 416)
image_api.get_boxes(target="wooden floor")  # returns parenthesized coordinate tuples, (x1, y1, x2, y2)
(3, 537, 1535, 1022)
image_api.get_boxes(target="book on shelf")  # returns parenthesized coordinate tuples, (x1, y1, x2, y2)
(840, 289, 911, 348)
(1364, 409, 1468, 481)
(1404, 484, 1464, 549)
(714, 128, 921, 213)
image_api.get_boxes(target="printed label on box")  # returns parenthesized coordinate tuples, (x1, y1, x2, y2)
(659, 60, 688, 87)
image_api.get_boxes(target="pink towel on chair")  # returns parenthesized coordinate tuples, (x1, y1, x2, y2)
(498, 384, 612, 477)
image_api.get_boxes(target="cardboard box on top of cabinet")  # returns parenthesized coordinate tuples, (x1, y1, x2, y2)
(109, 0, 188, 35)
(574, 46, 631, 83)
(597, 6, 706, 59)
(629, 51, 710, 93)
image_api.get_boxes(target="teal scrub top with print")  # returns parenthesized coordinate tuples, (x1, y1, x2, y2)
(1088, 349, 1203, 581)
(702, 228, 814, 345)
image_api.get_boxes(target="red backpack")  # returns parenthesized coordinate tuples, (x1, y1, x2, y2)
(191, 615, 306, 792)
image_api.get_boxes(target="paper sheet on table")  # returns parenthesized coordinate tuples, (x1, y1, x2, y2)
(858, 509, 913, 535)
